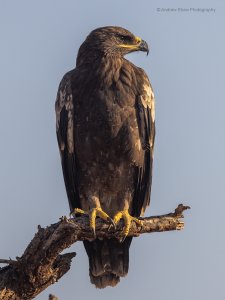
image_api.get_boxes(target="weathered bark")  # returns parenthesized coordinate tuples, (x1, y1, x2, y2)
(0, 204, 189, 300)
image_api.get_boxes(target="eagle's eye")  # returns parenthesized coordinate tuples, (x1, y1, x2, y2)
(118, 34, 133, 44)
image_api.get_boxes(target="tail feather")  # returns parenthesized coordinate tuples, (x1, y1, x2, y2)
(90, 273, 120, 289)
(84, 237, 132, 288)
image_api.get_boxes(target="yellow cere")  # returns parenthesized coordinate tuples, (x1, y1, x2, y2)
(119, 36, 142, 49)
(135, 36, 142, 44)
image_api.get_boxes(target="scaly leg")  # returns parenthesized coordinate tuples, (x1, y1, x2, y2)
(72, 207, 114, 237)
(113, 210, 143, 242)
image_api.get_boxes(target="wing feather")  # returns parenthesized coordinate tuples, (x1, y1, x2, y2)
(133, 73, 155, 216)
(55, 71, 80, 211)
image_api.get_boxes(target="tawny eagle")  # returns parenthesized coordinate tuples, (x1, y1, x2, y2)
(55, 26, 155, 288)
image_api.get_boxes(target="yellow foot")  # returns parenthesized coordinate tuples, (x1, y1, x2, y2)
(72, 207, 115, 237)
(113, 210, 143, 242)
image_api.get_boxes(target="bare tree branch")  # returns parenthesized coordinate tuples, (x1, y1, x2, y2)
(49, 294, 59, 300)
(0, 204, 190, 300)
(0, 260, 17, 265)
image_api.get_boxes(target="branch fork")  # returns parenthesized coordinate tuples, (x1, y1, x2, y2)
(0, 204, 190, 300)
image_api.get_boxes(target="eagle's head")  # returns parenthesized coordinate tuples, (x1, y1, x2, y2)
(77, 26, 149, 65)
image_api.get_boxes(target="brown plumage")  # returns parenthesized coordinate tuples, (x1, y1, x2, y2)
(55, 26, 155, 288)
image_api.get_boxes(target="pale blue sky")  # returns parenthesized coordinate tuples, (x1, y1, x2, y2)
(1, 0, 225, 299)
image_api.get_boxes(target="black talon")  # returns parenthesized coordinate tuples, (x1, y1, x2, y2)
(107, 217, 116, 228)
(120, 235, 127, 243)
(92, 228, 96, 238)
(70, 211, 75, 218)
(108, 221, 116, 232)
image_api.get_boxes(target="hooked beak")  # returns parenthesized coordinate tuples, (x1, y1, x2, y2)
(138, 39, 149, 55)
(119, 37, 149, 55)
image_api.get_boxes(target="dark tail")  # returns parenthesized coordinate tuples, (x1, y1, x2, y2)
(83, 237, 132, 288)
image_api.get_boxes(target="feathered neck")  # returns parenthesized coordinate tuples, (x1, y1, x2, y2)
(76, 50, 123, 87)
